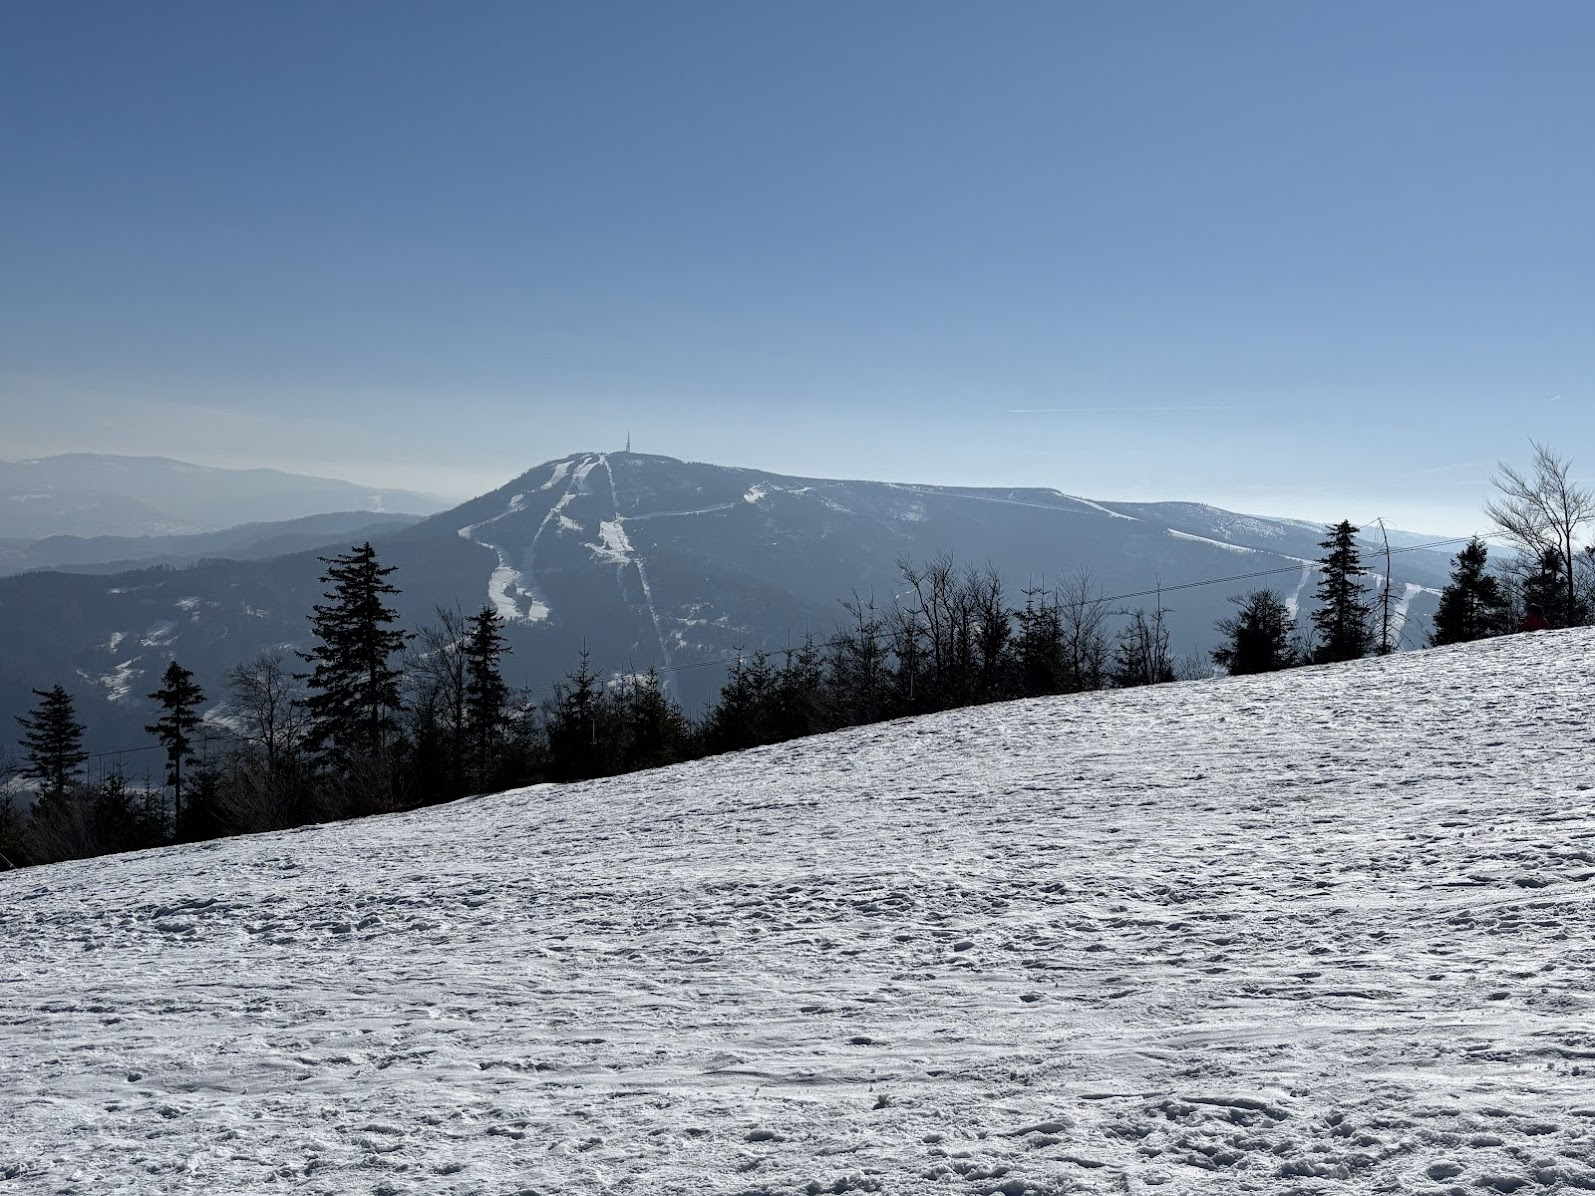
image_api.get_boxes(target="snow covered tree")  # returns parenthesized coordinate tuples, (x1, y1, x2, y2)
(1211, 589, 1298, 674)
(146, 660, 205, 836)
(1311, 521, 1373, 664)
(1429, 538, 1511, 646)
(299, 543, 409, 761)
(15, 685, 86, 802)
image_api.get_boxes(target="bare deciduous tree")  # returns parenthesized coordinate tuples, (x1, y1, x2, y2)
(1486, 440, 1595, 626)
(1056, 567, 1112, 692)
(224, 650, 307, 774)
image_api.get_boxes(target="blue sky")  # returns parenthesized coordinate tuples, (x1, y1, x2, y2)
(3, 1, 1592, 533)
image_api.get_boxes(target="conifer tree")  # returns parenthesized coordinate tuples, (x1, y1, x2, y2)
(15, 685, 87, 802)
(707, 650, 776, 752)
(1520, 547, 1575, 628)
(769, 639, 829, 741)
(1212, 589, 1297, 674)
(146, 660, 205, 836)
(0, 784, 23, 868)
(1311, 521, 1373, 663)
(829, 593, 889, 725)
(618, 667, 689, 771)
(463, 606, 511, 787)
(1429, 538, 1511, 646)
(545, 648, 610, 781)
(299, 543, 409, 760)
(1012, 585, 1066, 697)
(1112, 606, 1175, 687)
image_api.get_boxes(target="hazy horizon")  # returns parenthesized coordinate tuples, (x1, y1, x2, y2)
(7, 2, 1591, 540)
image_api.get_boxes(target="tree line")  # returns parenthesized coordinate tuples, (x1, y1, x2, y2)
(2, 441, 1587, 869)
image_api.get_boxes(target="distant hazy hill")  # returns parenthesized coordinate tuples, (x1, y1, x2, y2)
(0, 453, 450, 539)
(0, 451, 1455, 751)
(0, 512, 425, 577)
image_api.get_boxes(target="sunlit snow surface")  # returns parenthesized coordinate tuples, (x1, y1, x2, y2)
(6, 633, 1595, 1194)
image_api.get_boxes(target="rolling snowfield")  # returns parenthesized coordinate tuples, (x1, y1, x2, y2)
(7, 631, 1595, 1195)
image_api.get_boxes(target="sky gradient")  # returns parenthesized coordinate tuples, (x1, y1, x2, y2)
(4, 1, 1593, 534)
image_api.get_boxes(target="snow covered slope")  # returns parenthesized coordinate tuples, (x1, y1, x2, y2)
(5, 631, 1593, 1194)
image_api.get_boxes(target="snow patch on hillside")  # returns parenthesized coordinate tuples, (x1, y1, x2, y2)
(592, 519, 634, 566)
(91, 657, 141, 702)
(139, 620, 177, 648)
(1168, 528, 1257, 555)
(457, 492, 552, 624)
(540, 459, 573, 491)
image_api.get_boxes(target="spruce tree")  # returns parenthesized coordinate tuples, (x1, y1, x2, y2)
(1212, 589, 1297, 674)
(299, 543, 409, 760)
(1112, 607, 1175, 687)
(1429, 538, 1511, 646)
(1521, 547, 1574, 628)
(545, 648, 609, 781)
(1012, 586, 1066, 697)
(1310, 521, 1373, 663)
(15, 685, 87, 802)
(146, 660, 205, 836)
(619, 667, 688, 771)
(462, 606, 511, 788)
(0, 789, 23, 868)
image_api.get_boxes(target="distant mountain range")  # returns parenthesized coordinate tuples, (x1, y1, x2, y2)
(0, 451, 1457, 754)
(0, 453, 450, 539)
(0, 512, 424, 577)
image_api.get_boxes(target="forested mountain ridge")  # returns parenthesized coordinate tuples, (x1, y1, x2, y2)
(0, 451, 1451, 751)
(0, 511, 423, 576)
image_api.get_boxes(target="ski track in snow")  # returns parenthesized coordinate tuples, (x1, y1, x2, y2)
(1167, 529, 1257, 555)
(1284, 565, 1315, 622)
(8, 633, 1595, 1193)
(886, 483, 1140, 522)
(601, 454, 675, 681)
(1388, 581, 1431, 647)
(456, 459, 592, 624)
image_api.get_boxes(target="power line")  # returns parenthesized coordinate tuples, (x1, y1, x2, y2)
(520, 532, 1484, 701)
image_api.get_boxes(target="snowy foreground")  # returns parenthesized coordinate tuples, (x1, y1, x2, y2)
(7, 634, 1595, 1195)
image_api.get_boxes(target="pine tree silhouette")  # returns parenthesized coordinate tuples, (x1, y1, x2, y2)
(463, 606, 511, 789)
(15, 685, 86, 802)
(1212, 589, 1298, 674)
(299, 543, 410, 760)
(146, 661, 205, 837)
(1429, 538, 1511, 645)
(1311, 522, 1373, 663)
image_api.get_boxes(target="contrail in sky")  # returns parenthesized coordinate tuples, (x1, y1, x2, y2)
(1008, 405, 1245, 414)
